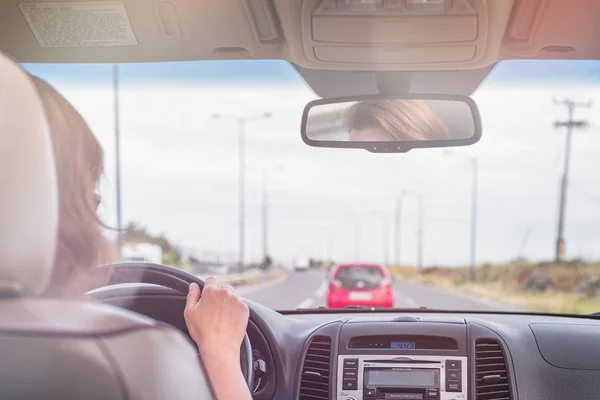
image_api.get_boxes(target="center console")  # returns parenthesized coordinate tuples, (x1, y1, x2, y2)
(335, 317, 468, 400)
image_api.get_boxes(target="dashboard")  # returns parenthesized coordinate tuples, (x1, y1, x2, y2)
(90, 283, 600, 400)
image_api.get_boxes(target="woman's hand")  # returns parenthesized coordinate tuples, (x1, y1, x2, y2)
(184, 277, 251, 400)
(184, 277, 249, 358)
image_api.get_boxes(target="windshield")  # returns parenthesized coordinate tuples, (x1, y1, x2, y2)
(25, 59, 600, 314)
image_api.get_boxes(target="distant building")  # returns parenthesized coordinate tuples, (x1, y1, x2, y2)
(121, 242, 163, 264)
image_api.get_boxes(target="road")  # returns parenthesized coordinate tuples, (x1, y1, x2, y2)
(240, 269, 515, 311)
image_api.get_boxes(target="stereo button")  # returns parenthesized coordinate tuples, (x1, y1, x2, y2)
(427, 388, 439, 398)
(343, 378, 358, 390)
(446, 360, 461, 371)
(364, 388, 376, 398)
(343, 358, 359, 368)
(343, 369, 358, 378)
(447, 371, 460, 380)
(446, 380, 461, 392)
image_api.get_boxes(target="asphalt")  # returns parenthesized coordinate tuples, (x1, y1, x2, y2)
(241, 269, 513, 311)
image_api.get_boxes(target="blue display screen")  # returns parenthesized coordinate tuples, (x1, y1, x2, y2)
(391, 342, 417, 349)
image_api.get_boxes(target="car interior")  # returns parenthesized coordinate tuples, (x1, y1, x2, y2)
(2, 0, 600, 399)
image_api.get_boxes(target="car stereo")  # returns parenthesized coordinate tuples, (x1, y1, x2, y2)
(337, 355, 467, 400)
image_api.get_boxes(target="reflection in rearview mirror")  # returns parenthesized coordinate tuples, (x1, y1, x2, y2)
(301, 96, 481, 153)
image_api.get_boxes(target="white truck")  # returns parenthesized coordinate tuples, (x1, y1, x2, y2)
(121, 243, 163, 264)
(294, 257, 310, 272)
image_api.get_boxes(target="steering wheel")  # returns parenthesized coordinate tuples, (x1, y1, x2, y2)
(94, 262, 254, 389)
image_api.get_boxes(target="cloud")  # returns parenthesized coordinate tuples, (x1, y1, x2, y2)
(46, 72, 600, 266)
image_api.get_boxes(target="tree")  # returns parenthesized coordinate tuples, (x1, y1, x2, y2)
(122, 221, 182, 266)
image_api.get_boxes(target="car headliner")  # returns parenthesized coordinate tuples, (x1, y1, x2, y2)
(0, 0, 597, 97)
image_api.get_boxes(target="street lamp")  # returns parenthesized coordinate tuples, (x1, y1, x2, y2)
(261, 166, 284, 263)
(354, 220, 361, 261)
(371, 210, 390, 266)
(394, 189, 408, 267)
(113, 64, 123, 260)
(212, 112, 272, 268)
(394, 190, 423, 270)
(444, 151, 478, 281)
(416, 194, 424, 271)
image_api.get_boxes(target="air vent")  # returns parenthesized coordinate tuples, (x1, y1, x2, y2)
(475, 339, 512, 400)
(299, 336, 332, 400)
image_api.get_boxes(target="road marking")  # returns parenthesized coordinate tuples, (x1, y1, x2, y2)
(296, 297, 314, 309)
(399, 281, 522, 311)
(295, 278, 330, 309)
(394, 290, 418, 308)
(236, 273, 288, 296)
(315, 281, 328, 297)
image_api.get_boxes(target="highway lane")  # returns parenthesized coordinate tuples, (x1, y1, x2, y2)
(241, 269, 515, 311)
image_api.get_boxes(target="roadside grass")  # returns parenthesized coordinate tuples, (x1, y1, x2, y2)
(389, 264, 600, 315)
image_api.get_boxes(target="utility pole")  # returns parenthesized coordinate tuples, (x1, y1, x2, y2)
(261, 171, 268, 262)
(260, 166, 283, 264)
(470, 157, 478, 281)
(238, 119, 246, 268)
(384, 218, 390, 267)
(212, 112, 272, 268)
(113, 64, 123, 260)
(553, 98, 592, 263)
(394, 191, 405, 266)
(417, 195, 424, 270)
(444, 151, 478, 281)
(354, 221, 360, 261)
(371, 210, 390, 266)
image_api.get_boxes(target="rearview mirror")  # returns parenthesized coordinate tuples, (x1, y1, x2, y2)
(301, 95, 481, 153)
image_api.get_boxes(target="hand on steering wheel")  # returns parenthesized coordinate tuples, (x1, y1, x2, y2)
(95, 262, 254, 389)
(184, 278, 249, 363)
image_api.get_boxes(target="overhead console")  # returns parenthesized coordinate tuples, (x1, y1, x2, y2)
(298, 0, 516, 70)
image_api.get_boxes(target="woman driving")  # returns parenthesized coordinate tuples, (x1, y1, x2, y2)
(346, 99, 451, 142)
(29, 73, 252, 399)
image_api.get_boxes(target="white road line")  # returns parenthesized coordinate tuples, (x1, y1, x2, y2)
(315, 281, 328, 297)
(296, 297, 315, 309)
(295, 279, 329, 309)
(394, 290, 418, 308)
(236, 273, 288, 296)
(399, 281, 522, 311)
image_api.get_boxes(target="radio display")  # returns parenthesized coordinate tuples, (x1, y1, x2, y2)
(365, 369, 437, 387)
(391, 341, 416, 349)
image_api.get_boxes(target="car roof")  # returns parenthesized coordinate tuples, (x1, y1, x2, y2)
(335, 263, 386, 269)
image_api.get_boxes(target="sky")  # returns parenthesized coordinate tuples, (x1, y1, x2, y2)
(22, 60, 600, 267)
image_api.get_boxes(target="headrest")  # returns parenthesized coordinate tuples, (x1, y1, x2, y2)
(0, 53, 58, 296)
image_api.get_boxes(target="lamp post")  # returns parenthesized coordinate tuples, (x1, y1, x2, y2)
(371, 210, 390, 267)
(261, 166, 283, 262)
(212, 112, 272, 268)
(394, 189, 408, 267)
(445, 151, 478, 281)
(113, 64, 123, 260)
(416, 194, 424, 270)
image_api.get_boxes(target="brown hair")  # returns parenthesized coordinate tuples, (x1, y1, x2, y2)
(346, 99, 450, 141)
(30, 76, 113, 297)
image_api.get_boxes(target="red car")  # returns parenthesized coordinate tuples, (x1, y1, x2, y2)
(326, 263, 395, 308)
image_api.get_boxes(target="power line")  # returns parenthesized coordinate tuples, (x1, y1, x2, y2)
(569, 182, 600, 206)
(553, 97, 592, 263)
